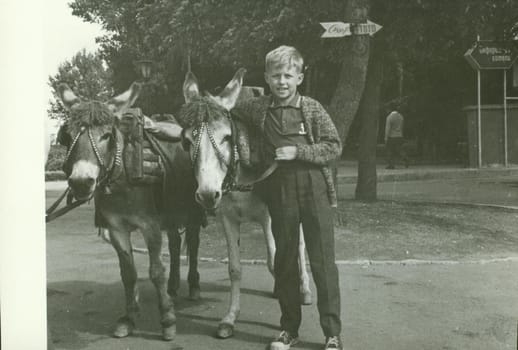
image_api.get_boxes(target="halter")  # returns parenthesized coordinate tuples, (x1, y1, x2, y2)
(189, 115, 239, 194)
(63, 124, 122, 195)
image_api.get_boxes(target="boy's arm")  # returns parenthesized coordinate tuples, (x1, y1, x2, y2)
(295, 102, 342, 165)
(144, 116, 182, 141)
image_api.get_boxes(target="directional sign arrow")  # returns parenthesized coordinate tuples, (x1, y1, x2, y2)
(320, 22, 352, 38)
(464, 41, 518, 70)
(320, 20, 382, 38)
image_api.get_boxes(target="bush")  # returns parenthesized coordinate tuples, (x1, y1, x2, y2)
(46, 145, 67, 171)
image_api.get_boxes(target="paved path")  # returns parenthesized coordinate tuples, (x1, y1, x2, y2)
(45, 164, 518, 350)
(47, 259, 518, 350)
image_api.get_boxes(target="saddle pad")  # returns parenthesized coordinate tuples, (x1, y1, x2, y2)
(120, 108, 164, 185)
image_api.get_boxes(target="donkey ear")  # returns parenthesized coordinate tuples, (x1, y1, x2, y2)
(183, 71, 200, 103)
(211, 68, 246, 110)
(57, 84, 80, 109)
(106, 82, 142, 117)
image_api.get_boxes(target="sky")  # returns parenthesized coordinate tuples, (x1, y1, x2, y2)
(43, 0, 105, 129)
(44, 0, 104, 80)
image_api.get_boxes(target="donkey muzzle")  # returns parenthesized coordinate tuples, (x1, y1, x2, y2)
(68, 177, 96, 200)
(195, 189, 222, 210)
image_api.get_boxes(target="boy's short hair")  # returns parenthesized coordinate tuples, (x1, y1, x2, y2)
(265, 45, 304, 73)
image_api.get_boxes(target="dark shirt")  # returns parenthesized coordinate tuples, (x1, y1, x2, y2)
(263, 94, 309, 163)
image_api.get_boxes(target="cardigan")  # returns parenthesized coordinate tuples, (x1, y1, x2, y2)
(232, 95, 342, 207)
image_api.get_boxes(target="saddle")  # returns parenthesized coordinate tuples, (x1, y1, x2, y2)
(119, 108, 169, 185)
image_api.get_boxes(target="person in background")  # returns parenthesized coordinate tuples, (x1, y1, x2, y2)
(384, 103, 408, 169)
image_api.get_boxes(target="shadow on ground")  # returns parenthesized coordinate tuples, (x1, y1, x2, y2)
(47, 277, 290, 350)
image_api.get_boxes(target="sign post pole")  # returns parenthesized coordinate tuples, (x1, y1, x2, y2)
(504, 69, 508, 167)
(464, 39, 518, 167)
(477, 68, 482, 168)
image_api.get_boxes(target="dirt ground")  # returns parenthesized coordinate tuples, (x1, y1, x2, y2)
(45, 186, 518, 350)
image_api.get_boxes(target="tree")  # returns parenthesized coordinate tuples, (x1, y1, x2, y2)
(68, 0, 518, 201)
(48, 49, 113, 120)
(69, 0, 369, 116)
(352, 0, 518, 199)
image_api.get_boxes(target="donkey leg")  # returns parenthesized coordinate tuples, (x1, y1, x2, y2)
(186, 222, 201, 301)
(258, 211, 279, 299)
(142, 224, 176, 341)
(216, 215, 241, 339)
(109, 229, 139, 338)
(166, 228, 181, 298)
(298, 228, 313, 305)
(260, 211, 275, 277)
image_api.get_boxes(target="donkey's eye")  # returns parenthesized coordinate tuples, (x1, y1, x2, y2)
(100, 133, 112, 141)
(222, 135, 232, 144)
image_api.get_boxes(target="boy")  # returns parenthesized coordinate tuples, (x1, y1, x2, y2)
(233, 46, 343, 350)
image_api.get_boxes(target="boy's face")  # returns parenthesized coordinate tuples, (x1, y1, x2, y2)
(264, 64, 303, 104)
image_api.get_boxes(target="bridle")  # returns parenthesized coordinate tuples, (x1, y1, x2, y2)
(46, 123, 123, 223)
(188, 114, 239, 194)
(63, 124, 123, 196)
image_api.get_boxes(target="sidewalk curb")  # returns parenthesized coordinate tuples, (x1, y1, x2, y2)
(46, 167, 518, 183)
(336, 167, 518, 184)
(130, 245, 518, 267)
(376, 199, 518, 211)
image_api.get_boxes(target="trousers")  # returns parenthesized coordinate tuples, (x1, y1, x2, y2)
(386, 137, 408, 167)
(256, 162, 342, 337)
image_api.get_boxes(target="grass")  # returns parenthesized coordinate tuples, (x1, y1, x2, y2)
(46, 189, 518, 262)
(194, 200, 518, 262)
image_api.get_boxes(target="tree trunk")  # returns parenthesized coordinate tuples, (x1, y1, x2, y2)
(327, 0, 371, 146)
(355, 36, 383, 201)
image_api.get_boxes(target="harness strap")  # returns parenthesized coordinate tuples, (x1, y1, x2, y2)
(63, 125, 123, 193)
(45, 186, 88, 223)
(242, 161, 278, 186)
(46, 187, 70, 215)
(46, 196, 88, 223)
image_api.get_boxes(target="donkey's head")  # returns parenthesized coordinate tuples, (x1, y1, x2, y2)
(178, 69, 245, 209)
(57, 83, 141, 200)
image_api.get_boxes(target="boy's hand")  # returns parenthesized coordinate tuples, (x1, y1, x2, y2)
(275, 146, 297, 160)
(144, 116, 159, 133)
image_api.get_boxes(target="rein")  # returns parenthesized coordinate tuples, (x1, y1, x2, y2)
(189, 113, 277, 194)
(45, 187, 87, 223)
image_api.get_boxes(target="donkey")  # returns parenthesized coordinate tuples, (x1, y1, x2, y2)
(56, 83, 204, 340)
(177, 69, 312, 339)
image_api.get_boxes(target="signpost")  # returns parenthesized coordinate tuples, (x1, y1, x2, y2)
(464, 40, 518, 167)
(464, 41, 518, 70)
(320, 20, 382, 38)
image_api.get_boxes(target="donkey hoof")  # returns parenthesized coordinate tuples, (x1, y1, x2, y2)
(216, 322, 234, 339)
(113, 317, 134, 338)
(162, 324, 176, 341)
(301, 292, 312, 305)
(188, 287, 201, 301)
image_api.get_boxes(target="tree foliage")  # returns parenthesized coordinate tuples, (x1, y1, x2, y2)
(48, 49, 113, 120)
(68, 0, 518, 156)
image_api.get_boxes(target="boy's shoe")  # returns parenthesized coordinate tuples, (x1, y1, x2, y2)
(324, 336, 343, 350)
(270, 330, 299, 350)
